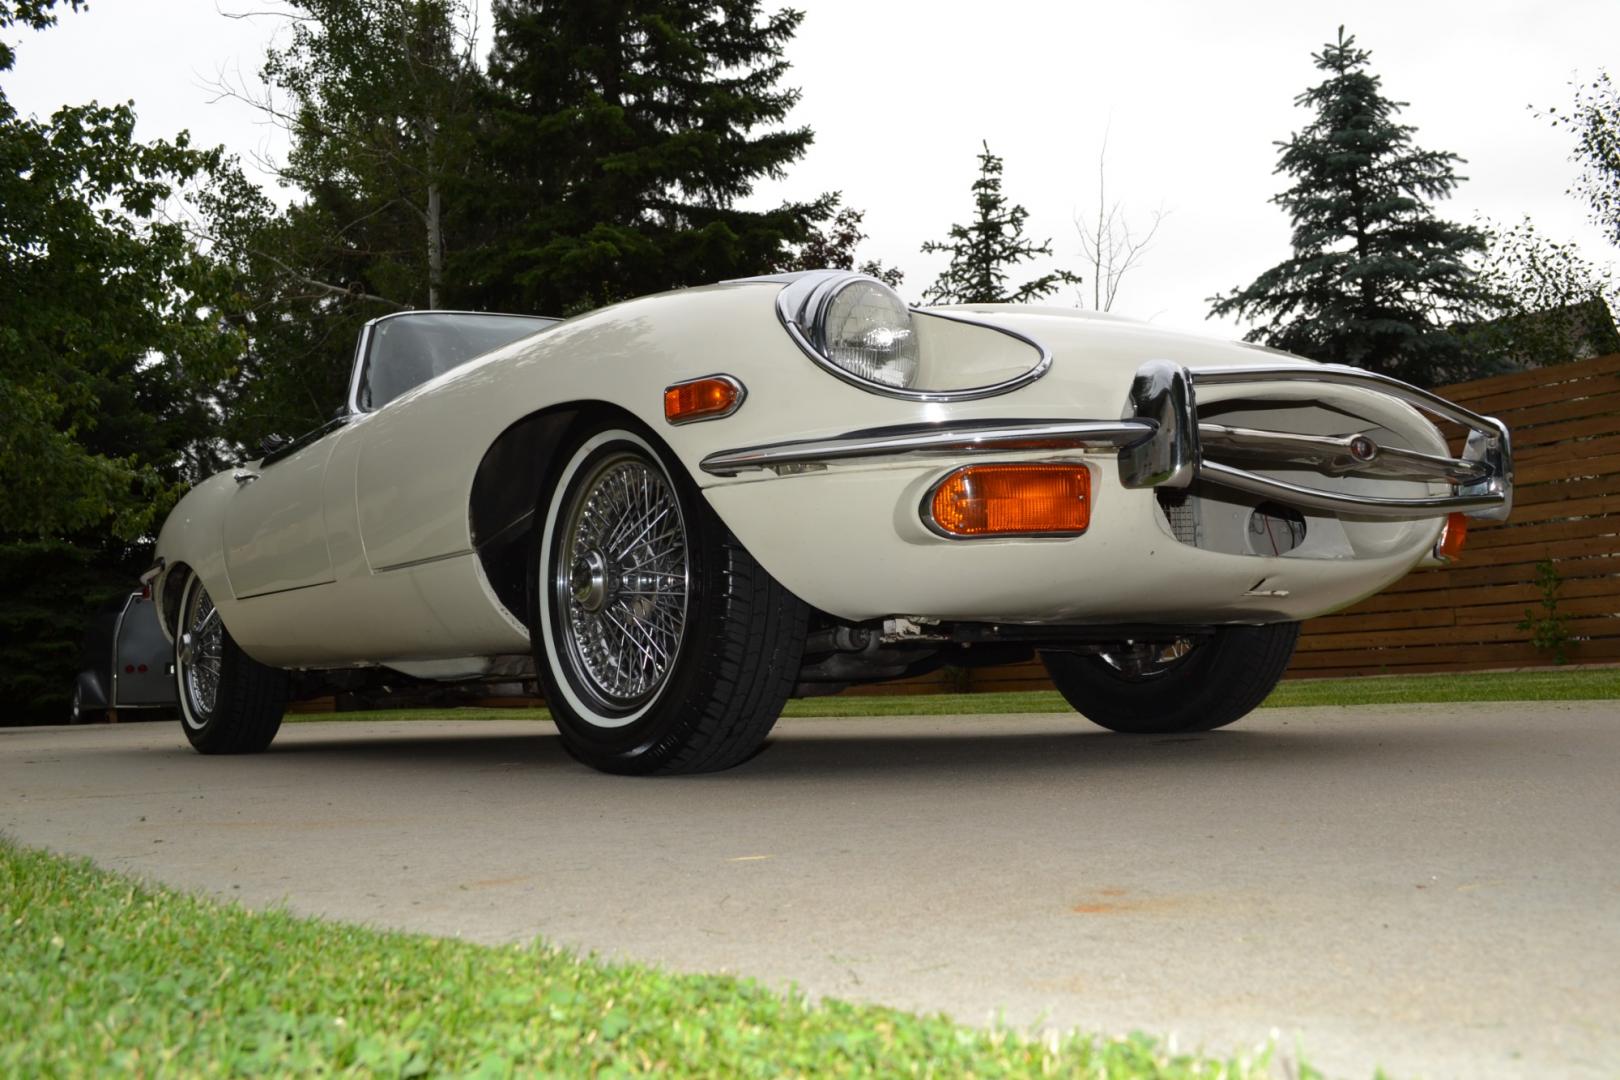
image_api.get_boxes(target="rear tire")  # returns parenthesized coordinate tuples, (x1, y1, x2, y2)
(532, 420, 807, 775)
(69, 685, 100, 725)
(175, 575, 287, 754)
(1042, 623, 1299, 734)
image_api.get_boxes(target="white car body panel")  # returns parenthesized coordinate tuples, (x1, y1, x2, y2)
(223, 434, 338, 597)
(151, 278, 1499, 672)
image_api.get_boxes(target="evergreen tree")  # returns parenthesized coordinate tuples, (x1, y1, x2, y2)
(463, 0, 827, 315)
(921, 142, 1078, 306)
(1209, 28, 1497, 386)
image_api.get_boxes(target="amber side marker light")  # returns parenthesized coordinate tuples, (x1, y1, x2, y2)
(664, 375, 744, 425)
(926, 463, 1092, 538)
(1435, 511, 1469, 561)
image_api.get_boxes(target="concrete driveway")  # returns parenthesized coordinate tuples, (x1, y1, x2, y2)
(3, 702, 1617, 1079)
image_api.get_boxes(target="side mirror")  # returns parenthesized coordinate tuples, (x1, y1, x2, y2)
(259, 433, 290, 456)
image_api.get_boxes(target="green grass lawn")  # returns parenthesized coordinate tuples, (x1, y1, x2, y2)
(297, 666, 1620, 725)
(0, 838, 1304, 1078)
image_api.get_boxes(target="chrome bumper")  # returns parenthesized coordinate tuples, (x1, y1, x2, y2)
(1118, 361, 1513, 521)
(700, 360, 1513, 522)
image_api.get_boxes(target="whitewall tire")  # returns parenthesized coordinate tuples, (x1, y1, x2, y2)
(175, 574, 287, 753)
(533, 420, 808, 774)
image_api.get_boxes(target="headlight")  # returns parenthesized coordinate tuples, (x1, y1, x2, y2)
(813, 278, 919, 389)
(764, 268, 1049, 400)
(777, 272, 920, 391)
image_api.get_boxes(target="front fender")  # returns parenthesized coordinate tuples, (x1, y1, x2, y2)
(151, 471, 236, 644)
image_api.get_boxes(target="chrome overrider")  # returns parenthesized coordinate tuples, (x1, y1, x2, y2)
(698, 359, 1513, 523)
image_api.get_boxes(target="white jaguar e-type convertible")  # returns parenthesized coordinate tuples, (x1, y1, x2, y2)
(144, 269, 1512, 773)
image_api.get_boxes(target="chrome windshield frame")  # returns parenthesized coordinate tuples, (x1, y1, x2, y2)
(344, 309, 559, 416)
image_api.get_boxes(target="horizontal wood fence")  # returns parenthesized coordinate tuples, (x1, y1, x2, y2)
(850, 352, 1620, 694)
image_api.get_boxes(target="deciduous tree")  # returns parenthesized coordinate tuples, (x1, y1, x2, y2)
(1, 1, 239, 721)
(1467, 217, 1619, 369)
(775, 196, 902, 287)
(1, 0, 235, 539)
(1548, 71, 1620, 248)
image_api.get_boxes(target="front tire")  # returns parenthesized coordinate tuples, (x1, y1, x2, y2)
(1042, 623, 1300, 734)
(175, 575, 287, 753)
(533, 421, 807, 775)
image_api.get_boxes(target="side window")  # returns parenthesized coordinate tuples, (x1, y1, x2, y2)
(357, 313, 557, 411)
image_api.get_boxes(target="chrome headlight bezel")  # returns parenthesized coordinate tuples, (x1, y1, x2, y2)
(777, 272, 919, 392)
(770, 269, 1053, 402)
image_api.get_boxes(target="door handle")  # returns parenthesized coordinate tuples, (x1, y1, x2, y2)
(233, 470, 259, 485)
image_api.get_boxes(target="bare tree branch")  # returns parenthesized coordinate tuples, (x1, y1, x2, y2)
(1073, 132, 1167, 311)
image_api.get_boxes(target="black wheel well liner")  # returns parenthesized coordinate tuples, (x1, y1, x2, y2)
(159, 562, 193, 638)
(469, 401, 644, 628)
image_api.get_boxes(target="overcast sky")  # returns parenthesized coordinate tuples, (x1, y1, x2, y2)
(7, 0, 1616, 335)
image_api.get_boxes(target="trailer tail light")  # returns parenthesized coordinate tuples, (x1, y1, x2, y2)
(925, 463, 1091, 538)
(664, 375, 745, 425)
(1435, 512, 1469, 562)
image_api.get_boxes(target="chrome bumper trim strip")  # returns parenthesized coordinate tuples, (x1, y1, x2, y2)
(1198, 461, 1506, 519)
(699, 420, 1154, 477)
(1197, 423, 1492, 484)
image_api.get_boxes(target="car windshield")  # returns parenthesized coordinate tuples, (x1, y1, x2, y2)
(357, 312, 557, 411)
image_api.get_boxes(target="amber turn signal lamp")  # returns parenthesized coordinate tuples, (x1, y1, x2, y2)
(926, 463, 1092, 537)
(1435, 511, 1469, 562)
(664, 375, 744, 425)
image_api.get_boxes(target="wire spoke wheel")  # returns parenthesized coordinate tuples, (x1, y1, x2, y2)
(1095, 637, 1199, 680)
(552, 450, 690, 713)
(172, 574, 286, 754)
(534, 422, 807, 774)
(178, 581, 225, 727)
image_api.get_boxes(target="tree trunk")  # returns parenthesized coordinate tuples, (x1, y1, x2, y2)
(425, 117, 443, 310)
(426, 179, 443, 310)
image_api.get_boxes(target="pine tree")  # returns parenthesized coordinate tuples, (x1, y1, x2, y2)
(1209, 28, 1498, 386)
(462, 0, 826, 315)
(921, 142, 1078, 306)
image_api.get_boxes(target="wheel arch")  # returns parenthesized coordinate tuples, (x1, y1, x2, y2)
(470, 399, 665, 628)
(153, 560, 193, 643)
(74, 668, 109, 711)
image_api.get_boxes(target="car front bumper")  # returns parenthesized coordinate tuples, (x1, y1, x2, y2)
(698, 360, 1512, 625)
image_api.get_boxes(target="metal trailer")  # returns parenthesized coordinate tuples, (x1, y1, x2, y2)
(71, 591, 177, 723)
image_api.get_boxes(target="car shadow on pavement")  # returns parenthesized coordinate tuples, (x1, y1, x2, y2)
(251, 716, 1524, 783)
